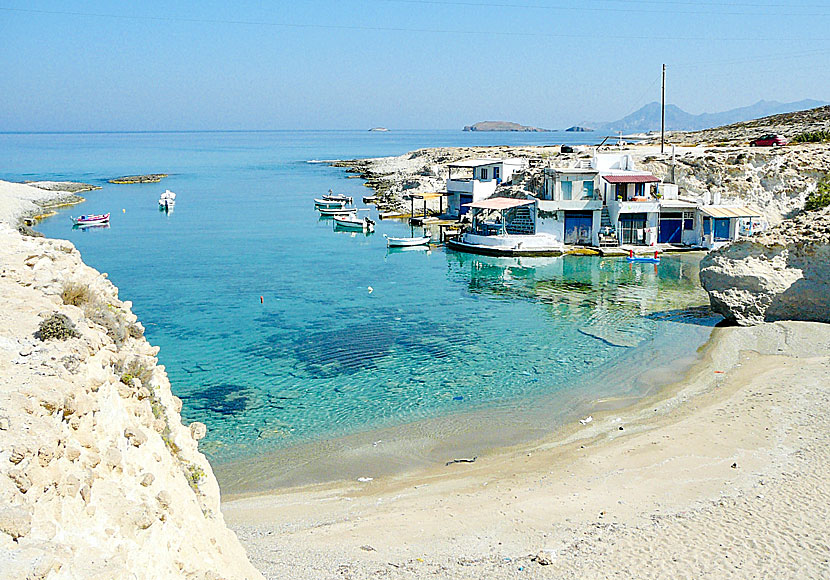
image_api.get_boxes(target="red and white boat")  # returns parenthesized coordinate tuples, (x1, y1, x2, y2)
(71, 213, 110, 226)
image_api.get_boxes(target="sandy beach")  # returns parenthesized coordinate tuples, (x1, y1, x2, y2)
(225, 320, 830, 579)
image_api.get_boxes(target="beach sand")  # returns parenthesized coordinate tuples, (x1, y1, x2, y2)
(225, 321, 830, 579)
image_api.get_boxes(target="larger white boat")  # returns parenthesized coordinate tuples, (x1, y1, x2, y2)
(318, 206, 358, 216)
(71, 212, 110, 227)
(334, 214, 375, 232)
(158, 190, 176, 210)
(314, 198, 347, 209)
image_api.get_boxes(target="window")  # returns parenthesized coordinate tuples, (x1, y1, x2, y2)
(683, 211, 694, 230)
(479, 168, 488, 180)
(561, 180, 573, 200)
(582, 180, 593, 199)
(634, 182, 645, 197)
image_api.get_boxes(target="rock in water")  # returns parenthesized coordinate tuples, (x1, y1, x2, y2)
(699, 206, 830, 325)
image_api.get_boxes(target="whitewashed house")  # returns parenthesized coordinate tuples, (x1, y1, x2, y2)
(536, 160, 602, 246)
(446, 158, 528, 216)
(595, 153, 661, 246)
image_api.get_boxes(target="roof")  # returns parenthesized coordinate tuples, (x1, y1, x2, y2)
(405, 191, 452, 200)
(464, 197, 536, 210)
(448, 158, 524, 168)
(699, 205, 761, 218)
(602, 174, 660, 184)
(659, 200, 698, 209)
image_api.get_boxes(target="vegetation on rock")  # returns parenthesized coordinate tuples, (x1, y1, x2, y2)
(792, 131, 830, 143)
(805, 175, 830, 211)
(35, 313, 80, 341)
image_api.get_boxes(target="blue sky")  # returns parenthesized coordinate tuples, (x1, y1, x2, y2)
(1, 0, 828, 131)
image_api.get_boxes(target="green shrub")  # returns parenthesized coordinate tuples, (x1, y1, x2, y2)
(35, 313, 80, 341)
(791, 131, 830, 143)
(184, 463, 206, 491)
(805, 175, 830, 211)
(116, 358, 153, 386)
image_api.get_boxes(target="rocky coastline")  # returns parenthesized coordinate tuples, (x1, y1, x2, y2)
(0, 181, 262, 579)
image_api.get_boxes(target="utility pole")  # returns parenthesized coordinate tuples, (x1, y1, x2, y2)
(661, 63, 666, 154)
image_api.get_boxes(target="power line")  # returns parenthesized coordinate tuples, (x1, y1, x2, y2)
(0, 6, 826, 43)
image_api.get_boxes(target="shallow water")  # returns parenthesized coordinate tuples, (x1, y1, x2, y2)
(2, 130, 718, 473)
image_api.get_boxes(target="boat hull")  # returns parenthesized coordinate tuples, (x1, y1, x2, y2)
(385, 235, 431, 247)
(333, 216, 375, 232)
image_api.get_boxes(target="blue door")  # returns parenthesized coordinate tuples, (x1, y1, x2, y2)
(564, 211, 594, 245)
(658, 213, 682, 244)
(459, 194, 473, 215)
(713, 218, 730, 240)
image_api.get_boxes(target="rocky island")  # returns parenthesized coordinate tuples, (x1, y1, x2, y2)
(463, 121, 549, 132)
(108, 174, 168, 184)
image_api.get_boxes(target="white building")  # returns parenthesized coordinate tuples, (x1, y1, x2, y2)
(594, 153, 662, 246)
(446, 158, 528, 216)
(536, 160, 602, 246)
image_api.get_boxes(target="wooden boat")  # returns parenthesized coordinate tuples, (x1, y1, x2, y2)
(71, 213, 110, 226)
(314, 198, 347, 209)
(322, 192, 353, 204)
(334, 214, 375, 232)
(384, 234, 431, 247)
(318, 206, 358, 216)
(362, 195, 378, 204)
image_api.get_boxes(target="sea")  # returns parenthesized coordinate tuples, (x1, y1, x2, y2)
(1, 130, 719, 491)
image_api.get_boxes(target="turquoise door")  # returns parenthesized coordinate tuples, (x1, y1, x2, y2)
(714, 218, 730, 240)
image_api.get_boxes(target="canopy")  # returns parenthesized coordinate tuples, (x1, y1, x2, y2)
(405, 192, 452, 200)
(602, 174, 660, 184)
(463, 198, 535, 210)
(699, 206, 760, 218)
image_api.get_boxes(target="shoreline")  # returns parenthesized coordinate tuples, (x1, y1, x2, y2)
(224, 319, 830, 578)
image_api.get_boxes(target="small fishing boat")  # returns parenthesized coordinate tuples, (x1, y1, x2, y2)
(321, 191, 353, 204)
(158, 189, 176, 210)
(362, 195, 378, 204)
(384, 233, 431, 247)
(334, 214, 375, 232)
(71, 213, 110, 226)
(318, 206, 358, 216)
(314, 198, 347, 209)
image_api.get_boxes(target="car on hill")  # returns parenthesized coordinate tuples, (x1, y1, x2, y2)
(749, 134, 788, 147)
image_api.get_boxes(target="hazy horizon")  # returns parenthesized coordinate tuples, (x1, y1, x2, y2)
(1, 1, 828, 132)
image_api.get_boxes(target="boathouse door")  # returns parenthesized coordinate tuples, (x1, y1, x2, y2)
(459, 194, 473, 215)
(713, 218, 731, 240)
(658, 212, 683, 244)
(564, 211, 594, 245)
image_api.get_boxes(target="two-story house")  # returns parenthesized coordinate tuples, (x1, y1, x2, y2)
(446, 158, 528, 216)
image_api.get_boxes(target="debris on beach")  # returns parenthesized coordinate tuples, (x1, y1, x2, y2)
(579, 415, 593, 425)
(445, 456, 477, 466)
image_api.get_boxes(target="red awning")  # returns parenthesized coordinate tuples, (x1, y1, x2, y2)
(463, 198, 535, 210)
(602, 174, 660, 184)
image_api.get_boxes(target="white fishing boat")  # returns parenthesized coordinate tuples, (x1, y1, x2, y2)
(318, 206, 358, 216)
(333, 214, 375, 232)
(158, 189, 176, 209)
(314, 197, 347, 209)
(71, 212, 110, 227)
(384, 233, 431, 247)
(321, 191, 353, 204)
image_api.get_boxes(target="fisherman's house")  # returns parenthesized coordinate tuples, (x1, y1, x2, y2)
(446, 158, 528, 216)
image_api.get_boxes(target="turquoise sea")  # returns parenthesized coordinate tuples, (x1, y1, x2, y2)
(2, 130, 718, 487)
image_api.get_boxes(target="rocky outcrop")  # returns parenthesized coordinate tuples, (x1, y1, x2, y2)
(699, 206, 830, 325)
(0, 221, 263, 579)
(463, 121, 549, 132)
(109, 174, 168, 184)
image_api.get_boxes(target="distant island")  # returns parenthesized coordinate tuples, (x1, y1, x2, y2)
(463, 121, 549, 132)
(108, 174, 168, 184)
(369, 127, 389, 132)
(566, 126, 594, 132)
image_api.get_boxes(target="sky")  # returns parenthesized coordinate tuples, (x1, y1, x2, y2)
(0, 0, 828, 131)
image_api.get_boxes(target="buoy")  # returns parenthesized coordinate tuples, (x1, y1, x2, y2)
(122, 209, 126, 213)
(260, 296, 263, 304)
(629, 249, 634, 258)
(654, 250, 659, 260)
(367, 286, 373, 294)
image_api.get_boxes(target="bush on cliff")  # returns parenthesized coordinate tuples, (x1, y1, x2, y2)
(805, 175, 830, 212)
(60, 281, 144, 345)
(792, 130, 830, 143)
(35, 313, 80, 341)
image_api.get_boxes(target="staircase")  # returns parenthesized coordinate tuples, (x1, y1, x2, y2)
(505, 206, 535, 235)
(599, 205, 618, 247)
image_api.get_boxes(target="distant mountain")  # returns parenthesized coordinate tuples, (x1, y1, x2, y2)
(463, 121, 549, 132)
(597, 99, 828, 134)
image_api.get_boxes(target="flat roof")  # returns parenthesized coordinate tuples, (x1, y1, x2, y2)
(603, 174, 660, 184)
(699, 205, 761, 218)
(405, 191, 452, 199)
(449, 158, 524, 168)
(659, 200, 698, 209)
(464, 197, 535, 210)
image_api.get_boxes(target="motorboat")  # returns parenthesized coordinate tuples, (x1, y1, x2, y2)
(334, 214, 375, 232)
(71, 213, 110, 227)
(384, 233, 431, 247)
(158, 190, 176, 210)
(318, 206, 358, 216)
(314, 198, 348, 209)
(321, 191, 353, 204)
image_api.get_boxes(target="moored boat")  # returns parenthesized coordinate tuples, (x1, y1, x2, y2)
(384, 234, 431, 247)
(318, 206, 358, 216)
(158, 189, 176, 210)
(314, 198, 347, 209)
(71, 213, 110, 226)
(321, 191, 353, 204)
(333, 214, 375, 232)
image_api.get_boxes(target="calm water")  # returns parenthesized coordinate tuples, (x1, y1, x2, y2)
(2, 130, 717, 469)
